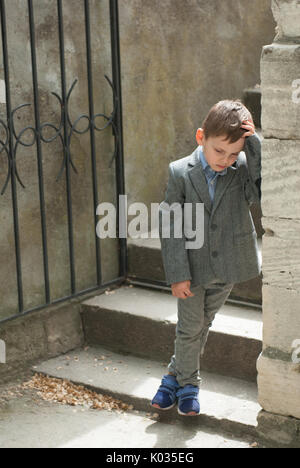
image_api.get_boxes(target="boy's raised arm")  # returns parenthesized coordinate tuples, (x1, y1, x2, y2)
(242, 127, 262, 205)
(159, 163, 192, 286)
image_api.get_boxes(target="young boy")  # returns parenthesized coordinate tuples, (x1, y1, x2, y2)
(151, 100, 262, 416)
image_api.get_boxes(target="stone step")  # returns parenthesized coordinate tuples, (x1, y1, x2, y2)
(0, 391, 255, 449)
(81, 285, 262, 382)
(34, 346, 261, 439)
(127, 235, 263, 306)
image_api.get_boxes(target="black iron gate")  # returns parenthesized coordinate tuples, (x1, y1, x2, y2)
(0, 0, 126, 323)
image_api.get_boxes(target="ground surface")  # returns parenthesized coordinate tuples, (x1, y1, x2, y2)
(0, 375, 260, 449)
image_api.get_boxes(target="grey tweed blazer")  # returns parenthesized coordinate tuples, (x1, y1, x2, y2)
(159, 133, 262, 287)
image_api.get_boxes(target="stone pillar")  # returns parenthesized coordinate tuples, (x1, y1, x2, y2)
(257, 0, 300, 447)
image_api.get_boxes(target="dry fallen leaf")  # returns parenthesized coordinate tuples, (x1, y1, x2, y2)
(105, 289, 116, 295)
(22, 374, 131, 413)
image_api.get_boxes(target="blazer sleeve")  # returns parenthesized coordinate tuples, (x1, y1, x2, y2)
(159, 163, 192, 286)
(242, 132, 262, 205)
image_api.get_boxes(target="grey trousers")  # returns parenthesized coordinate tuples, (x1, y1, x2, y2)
(168, 277, 234, 388)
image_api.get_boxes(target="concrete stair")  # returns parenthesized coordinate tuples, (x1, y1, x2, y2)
(81, 285, 262, 382)
(34, 345, 261, 439)
(32, 283, 263, 440)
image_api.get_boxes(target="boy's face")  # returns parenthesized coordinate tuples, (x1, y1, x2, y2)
(196, 128, 245, 172)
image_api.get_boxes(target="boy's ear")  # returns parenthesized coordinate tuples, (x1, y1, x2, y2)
(196, 128, 204, 146)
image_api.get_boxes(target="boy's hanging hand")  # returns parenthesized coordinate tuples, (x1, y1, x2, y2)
(171, 280, 195, 299)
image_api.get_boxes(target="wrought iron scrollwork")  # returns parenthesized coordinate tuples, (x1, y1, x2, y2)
(0, 74, 118, 195)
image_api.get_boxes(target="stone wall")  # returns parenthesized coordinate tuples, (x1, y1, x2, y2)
(0, 298, 85, 384)
(120, 0, 276, 217)
(257, 0, 300, 448)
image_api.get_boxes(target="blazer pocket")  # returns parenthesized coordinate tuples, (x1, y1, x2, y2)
(234, 230, 257, 242)
(227, 181, 243, 193)
(227, 181, 256, 241)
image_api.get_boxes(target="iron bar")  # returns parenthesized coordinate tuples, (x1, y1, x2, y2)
(109, 0, 127, 279)
(28, 0, 51, 304)
(84, 0, 102, 285)
(0, 0, 24, 312)
(57, 0, 76, 295)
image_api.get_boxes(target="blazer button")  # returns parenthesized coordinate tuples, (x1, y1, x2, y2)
(212, 251, 218, 258)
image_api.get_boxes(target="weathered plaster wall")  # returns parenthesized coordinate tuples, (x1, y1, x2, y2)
(119, 0, 276, 217)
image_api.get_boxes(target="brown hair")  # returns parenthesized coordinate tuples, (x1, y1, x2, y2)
(202, 100, 253, 143)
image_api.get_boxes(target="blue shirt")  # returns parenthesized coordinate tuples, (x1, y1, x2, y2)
(199, 147, 228, 202)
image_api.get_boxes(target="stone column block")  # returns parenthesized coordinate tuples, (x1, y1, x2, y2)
(257, 410, 300, 448)
(261, 43, 300, 139)
(261, 217, 300, 290)
(258, 354, 300, 420)
(261, 139, 300, 219)
(262, 285, 300, 352)
(272, 0, 300, 41)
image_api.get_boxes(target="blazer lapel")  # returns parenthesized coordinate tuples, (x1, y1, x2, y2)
(187, 146, 237, 214)
(188, 147, 213, 214)
(211, 168, 235, 215)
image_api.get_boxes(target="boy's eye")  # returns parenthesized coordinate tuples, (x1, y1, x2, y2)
(215, 149, 239, 157)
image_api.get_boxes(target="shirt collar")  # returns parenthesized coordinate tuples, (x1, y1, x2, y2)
(199, 147, 228, 177)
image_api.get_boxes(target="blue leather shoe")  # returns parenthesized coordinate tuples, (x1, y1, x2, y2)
(177, 385, 200, 416)
(151, 375, 180, 410)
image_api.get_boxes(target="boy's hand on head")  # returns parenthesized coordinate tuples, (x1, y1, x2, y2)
(171, 280, 195, 299)
(241, 119, 255, 138)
